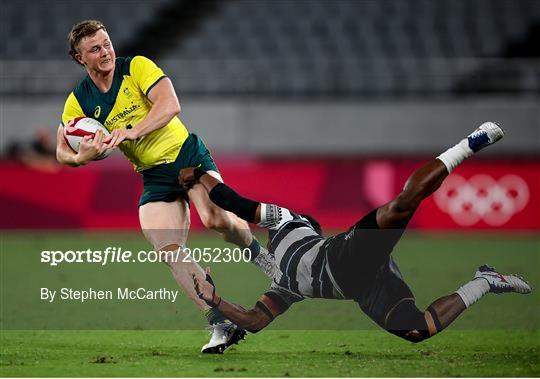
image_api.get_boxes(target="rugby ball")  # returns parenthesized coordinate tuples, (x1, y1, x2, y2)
(63, 117, 112, 160)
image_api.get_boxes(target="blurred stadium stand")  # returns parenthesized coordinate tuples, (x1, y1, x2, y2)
(0, 0, 538, 156)
(0, 0, 175, 94)
(160, 0, 540, 96)
(1, 0, 539, 96)
(0, 0, 172, 59)
(1, 0, 539, 230)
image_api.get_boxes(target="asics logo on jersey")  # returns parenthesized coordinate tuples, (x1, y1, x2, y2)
(94, 105, 101, 118)
(123, 87, 133, 98)
(434, 174, 529, 226)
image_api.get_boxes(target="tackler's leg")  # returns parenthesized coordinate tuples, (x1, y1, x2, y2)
(376, 121, 504, 229)
(189, 170, 276, 278)
(385, 265, 531, 343)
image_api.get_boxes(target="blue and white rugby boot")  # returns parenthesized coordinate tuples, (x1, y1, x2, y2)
(467, 121, 504, 152)
(474, 265, 531, 294)
(201, 322, 246, 354)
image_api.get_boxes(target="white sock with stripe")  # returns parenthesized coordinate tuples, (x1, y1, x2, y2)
(455, 279, 490, 308)
(436, 138, 474, 173)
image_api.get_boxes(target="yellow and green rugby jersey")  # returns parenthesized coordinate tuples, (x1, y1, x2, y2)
(61, 56, 189, 171)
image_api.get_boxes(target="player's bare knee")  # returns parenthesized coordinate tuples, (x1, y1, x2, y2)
(402, 179, 429, 207)
(402, 329, 427, 343)
(395, 307, 443, 343)
(200, 206, 233, 232)
(158, 244, 183, 267)
(378, 197, 416, 227)
(385, 299, 431, 343)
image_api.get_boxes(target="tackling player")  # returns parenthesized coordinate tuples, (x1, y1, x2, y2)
(55, 20, 274, 353)
(184, 122, 531, 342)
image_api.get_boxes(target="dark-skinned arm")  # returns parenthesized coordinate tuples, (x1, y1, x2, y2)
(215, 299, 273, 333)
(179, 167, 262, 224)
(192, 269, 279, 332)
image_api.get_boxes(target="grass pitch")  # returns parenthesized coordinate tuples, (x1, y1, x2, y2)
(1, 231, 539, 376)
(2, 330, 538, 377)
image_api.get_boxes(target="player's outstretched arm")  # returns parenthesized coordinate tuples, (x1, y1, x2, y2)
(180, 167, 262, 224)
(104, 78, 180, 148)
(214, 299, 272, 333)
(193, 269, 273, 332)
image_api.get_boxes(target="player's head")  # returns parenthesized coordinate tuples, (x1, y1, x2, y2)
(68, 20, 115, 72)
(300, 214, 322, 235)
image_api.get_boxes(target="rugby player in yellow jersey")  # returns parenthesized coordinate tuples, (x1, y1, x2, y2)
(55, 20, 274, 353)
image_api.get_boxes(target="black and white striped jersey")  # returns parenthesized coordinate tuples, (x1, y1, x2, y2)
(258, 203, 346, 309)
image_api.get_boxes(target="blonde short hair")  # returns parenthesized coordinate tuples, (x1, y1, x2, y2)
(68, 20, 107, 65)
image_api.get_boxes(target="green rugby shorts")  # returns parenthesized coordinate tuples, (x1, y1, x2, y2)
(139, 133, 219, 207)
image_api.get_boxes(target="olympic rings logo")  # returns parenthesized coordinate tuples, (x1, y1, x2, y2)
(434, 174, 529, 226)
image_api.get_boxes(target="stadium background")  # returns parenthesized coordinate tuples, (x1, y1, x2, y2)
(1, 0, 539, 376)
(1, 0, 539, 230)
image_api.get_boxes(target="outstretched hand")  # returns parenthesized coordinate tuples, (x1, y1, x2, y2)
(179, 167, 197, 189)
(103, 128, 138, 149)
(180, 166, 208, 189)
(193, 267, 221, 307)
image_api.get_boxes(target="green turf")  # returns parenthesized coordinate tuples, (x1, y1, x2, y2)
(1, 330, 538, 377)
(1, 231, 539, 376)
